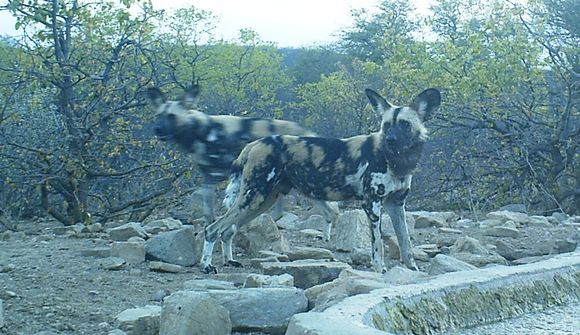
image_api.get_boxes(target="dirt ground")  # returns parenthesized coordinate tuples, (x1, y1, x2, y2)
(0, 210, 578, 335)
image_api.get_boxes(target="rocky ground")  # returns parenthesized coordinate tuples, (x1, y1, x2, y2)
(0, 201, 579, 335)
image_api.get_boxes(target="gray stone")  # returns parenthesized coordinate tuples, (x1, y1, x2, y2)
(243, 273, 294, 288)
(183, 279, 236, 291)
(108, 330, 127, 335)
(85, 222, 104, 233)
(299, 214, 329, 232)
(451, 236, 489, 255)
(80, 247, 110, 258)
(483, 226, 520, 238)
(299, 229, 324, 239)
(214, 273, 250, 287)
(286, 246, 335, 261)
(528, 215, 552, 227)
(115, 305, 161, 335)
(108, 222, 148, 241)
(412, 247, 431, 262)
(149, 261, 183, 273)
(416, 243, 441, 257)
(262, 260, 351, 289)
(450, 236, 507, 266)
(111, 242, 145, 264)
(159, 291, 231, 335)
(429, 254, 478, 275)
(335, 210, 371, 252)
(387, 236, 400, 260)
(438, 227, 463, 234)
(144, 218, 183, 234)
(208, 287, 307, 333)
(250, 256, 280, 269)
(498, 204, 527, 213)
(287, 312, 384, 335)
(258, 250, 290, 261)
(551, 212, 568, 224)
(235, 214, 289, 256)
(553, 238, 578, 254)
(99, 257, 126, 270)
(486, 210, 531, 226)
(145, 226, 198, 266)
(383, 266, 428, 285)
(410, 211, 458, 228)
(0, 299, 3, 328)
(350, 247, 371, 266)
(275, 212, 300, 230)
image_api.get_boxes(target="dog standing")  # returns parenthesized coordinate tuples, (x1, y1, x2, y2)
(146, 86, 337, 231)
(201, 88, 441, 273)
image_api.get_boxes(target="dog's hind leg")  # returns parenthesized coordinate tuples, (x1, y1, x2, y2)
(310, 200, 339, 242)
(270, 197, 284, 221)
(385, 202, 418, 271)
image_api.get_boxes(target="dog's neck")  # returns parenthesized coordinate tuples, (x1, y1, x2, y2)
(383, 142, 424, 177)
(173, 122, 210, 152)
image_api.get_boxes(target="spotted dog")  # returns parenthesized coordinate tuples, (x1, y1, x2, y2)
(202, 88, 441, 273)
(146, 86, 336, 229)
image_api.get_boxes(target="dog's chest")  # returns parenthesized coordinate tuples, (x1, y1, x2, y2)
(345, 162, 411, 198)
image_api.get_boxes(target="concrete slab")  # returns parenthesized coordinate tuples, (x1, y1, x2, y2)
(286, 251, 580, 335)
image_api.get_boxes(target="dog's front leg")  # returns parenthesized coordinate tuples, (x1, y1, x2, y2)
(363, 199, 386, 273)
(385, 202, 418, 271)
(201, 182, 216, 226)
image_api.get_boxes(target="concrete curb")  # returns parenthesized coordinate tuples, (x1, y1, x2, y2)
(286, 251, 580, 335)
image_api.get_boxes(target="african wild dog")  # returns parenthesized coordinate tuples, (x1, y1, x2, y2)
(146, 85, 337, 232)
(201, 88, 441, 274)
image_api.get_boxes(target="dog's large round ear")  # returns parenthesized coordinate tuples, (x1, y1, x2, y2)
(181, 85, 201, 110)
(365, 88, 392, 113)
(145, 87, 166, 109)
(410, 88, 441, 122)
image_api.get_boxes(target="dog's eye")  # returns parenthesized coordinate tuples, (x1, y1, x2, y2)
(167, 113, 177, 120)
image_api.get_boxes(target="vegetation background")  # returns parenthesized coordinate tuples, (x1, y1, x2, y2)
(0, 0, 577, 226)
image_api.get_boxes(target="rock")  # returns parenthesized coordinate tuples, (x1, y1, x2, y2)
(553, 238, 577, 254)
(214, 273, 250, 287)
(235, 214, 289, 256)
(438, 227, 463, 234)
(243, 273, 294, 288)
(415, 244, 441, 257)
(108, 330, 127, 335)
(387, 236, 400, 260)
(207, 288, 307, 334)
(486, 211, 531, 226)
(115, 305, 161, 335)
(144, 218, 183, 234)
(276, 212, 300, 230)
(483, 226, 520, 238)
(299, 215, 329, 232)
(334, 210, 371, 252)
(478, 219, 506, 228)
(151, 289, 171, 302)
(299, 229, 324, 239)
(350, 247, 371, 266)
(512, 255, 554, 265)
(528, 216, 552, 227)
(0, 299, 3, 328)
(551, 212, 568, 224)
(286, 246, 334, 261)
(149, 261, 183, 273)
(108, 222, 148, 241)
(451, 236, 489, 254)
(258, 250, 290, 262)
(412, 247, 431, 262)
(262, 260, 351, 289)
(80, 247, 110, 258)
(85, 222, 104, 233)
(183, 279, 236, 291)
(99, 257, 126, 270)
(305, 280, 348, 311)
(145, 226, 198, 266)
(111, 242, 146, 264)
(250, 256, 280, 269)
(159, 291, 231, 335)
(429, 254, 478, 275)
(383, 266, 428, 285)
(410, 211, 458, 228)
(498, 204, 527, 213)
(450, 236, 507, 266)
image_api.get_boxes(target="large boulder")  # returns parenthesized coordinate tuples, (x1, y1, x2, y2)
(334, 210, 371, 252)
(262, 260, 351, 289)
(145, 226, 199, 266)
(108, 222, 148, 241)
(159, 291, 231, 335)
(235, 214, 289, 256)
(115, 305, 161, 335)
(207, 287, 307, 334)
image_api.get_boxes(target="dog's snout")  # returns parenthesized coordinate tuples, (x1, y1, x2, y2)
(386, 134, 397, 143)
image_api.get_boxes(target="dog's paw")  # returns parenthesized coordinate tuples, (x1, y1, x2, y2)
(226, 260, 243, 268)
(203, 264, 218, 274)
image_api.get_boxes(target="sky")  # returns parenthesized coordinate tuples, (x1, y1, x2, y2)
(0, 0, 433, 47)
